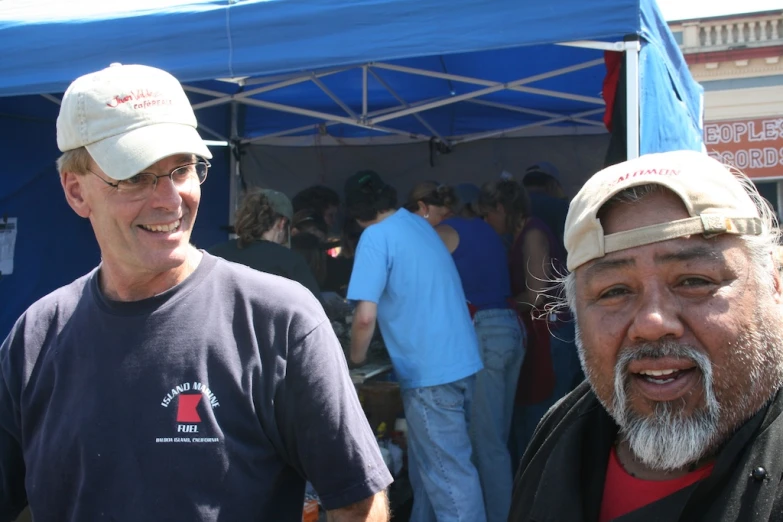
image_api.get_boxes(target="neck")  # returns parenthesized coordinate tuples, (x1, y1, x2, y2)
(99, 247, 202, 302)
(370, 209, 396, 225)
(260, 229, 280, 243)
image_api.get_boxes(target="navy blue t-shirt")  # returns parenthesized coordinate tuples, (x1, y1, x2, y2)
(0, 252, 391, 521)
(441, 216, 512, 311)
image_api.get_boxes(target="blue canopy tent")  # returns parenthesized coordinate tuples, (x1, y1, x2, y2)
(0, 0, 703, 338)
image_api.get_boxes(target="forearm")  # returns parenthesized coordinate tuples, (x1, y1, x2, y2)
(326, 491, 390, 522)
(350, 315, 376, 364)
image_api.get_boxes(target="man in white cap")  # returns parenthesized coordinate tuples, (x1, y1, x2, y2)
(0, 64, 391, 522)
(509, 150, 783, 521)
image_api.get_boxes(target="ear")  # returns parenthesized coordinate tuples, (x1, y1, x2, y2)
(61, 172, 91, 218)
(417, 201, 428, 214)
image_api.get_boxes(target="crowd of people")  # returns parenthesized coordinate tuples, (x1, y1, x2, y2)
(3, 61, 783, 522)
(208, 159, 584, 521)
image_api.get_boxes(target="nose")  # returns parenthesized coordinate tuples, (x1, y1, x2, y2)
(627, 285, 685, 342)
(150, 174, 184, 209)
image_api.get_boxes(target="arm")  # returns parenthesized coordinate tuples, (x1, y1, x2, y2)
(350, 301, 377, 365)
(0, 333, 28, 521)
(326, 491, 390, 522)
(435, 224, 459, 254)
(513, 228, 550, 311)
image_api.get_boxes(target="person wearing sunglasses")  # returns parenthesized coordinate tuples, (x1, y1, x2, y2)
(0, 64, 391, 522)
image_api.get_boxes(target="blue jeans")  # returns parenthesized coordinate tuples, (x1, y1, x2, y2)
(469, 309, 525, 522)
(509, 321, 583, 465)
(404, 376, 486, 522)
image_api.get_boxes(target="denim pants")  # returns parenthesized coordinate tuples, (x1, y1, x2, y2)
(469, 309, 525, 522)
(403, 376, 486, 522)
(509, 320, 583, 464)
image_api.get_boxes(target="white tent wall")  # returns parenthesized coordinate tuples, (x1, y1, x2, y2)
(239, 134, 610, 208)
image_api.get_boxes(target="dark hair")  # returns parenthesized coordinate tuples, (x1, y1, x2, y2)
(234, 190, 284, 249)
(477, 179, 531, 234)
(292, 186, 340, 215)
(291, 233, 328, 286)
(292, 208, 328, 240)
(339, 215, 364, 259)
(345, 173, 397, 222)
(403, 182, 457, 212)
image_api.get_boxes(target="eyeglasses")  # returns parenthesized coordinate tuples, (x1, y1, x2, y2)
(87, 161, 210, 200)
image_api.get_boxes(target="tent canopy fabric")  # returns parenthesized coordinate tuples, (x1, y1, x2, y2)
(0, 0, 702, 149)
(0, 0, 704, 339)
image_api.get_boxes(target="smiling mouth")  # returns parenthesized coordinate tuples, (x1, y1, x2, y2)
(636, 368, 695, 384)
(139, 219, 181, 233)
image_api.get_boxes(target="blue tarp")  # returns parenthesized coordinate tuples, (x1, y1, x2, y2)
(0, 0, 703, 338)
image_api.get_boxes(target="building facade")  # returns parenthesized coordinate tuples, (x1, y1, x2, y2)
(670, 11, 783, 212)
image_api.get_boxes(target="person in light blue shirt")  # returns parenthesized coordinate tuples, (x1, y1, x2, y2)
(345, 170, 486, 522)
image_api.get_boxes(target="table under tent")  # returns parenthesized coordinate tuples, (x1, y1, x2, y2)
(0, 0, 703, 339)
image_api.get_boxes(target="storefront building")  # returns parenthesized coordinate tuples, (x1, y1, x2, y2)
(670, 11, 783, 213)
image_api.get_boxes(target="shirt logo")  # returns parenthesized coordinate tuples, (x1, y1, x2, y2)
(156, 381, 221, 444)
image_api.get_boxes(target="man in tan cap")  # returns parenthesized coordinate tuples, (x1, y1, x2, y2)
(509, 150, 783, 521)
(208, 188, 322, 297)
(0, 64, 391, 522)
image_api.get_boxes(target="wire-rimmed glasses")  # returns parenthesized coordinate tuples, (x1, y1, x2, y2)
(87, 161, 210, 200)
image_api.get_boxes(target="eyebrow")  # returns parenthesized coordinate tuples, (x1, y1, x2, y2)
(584, 244, 722, 278)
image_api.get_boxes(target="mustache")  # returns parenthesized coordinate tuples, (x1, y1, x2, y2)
(612, 340, 716, 421)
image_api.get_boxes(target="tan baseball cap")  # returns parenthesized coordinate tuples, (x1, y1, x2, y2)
(56, 63, 212, 181)
(564, 150, 764, 271)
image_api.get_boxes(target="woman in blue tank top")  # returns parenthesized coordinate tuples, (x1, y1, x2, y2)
(406, 182, 525, 522)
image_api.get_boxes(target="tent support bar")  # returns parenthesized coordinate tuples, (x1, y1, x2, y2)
(371, 60, 604, 106)
(557, 40, 626, 51)
(40, 93, 61, 106)
(311, 76, 358, 119)
(456, 108, 605, 144)
(198, 123, 229, 142)
(624, 38, 641, 159)
(368, 69, 446, 143)
(464, 99, 604, 127)
(240, 65, 352, 87)
(362, 66, 368, 119)
(241, 97, 446, 144)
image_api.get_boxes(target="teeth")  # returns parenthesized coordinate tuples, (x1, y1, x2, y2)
(638, 369, 679, 377)
(141, 220, 180, 232)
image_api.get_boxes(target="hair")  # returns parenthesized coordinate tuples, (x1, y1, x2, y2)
(291, 233, 328, 286)
(403, 182, 457, 213)
(56, 147, 93, 175)
(557, 173, 782, 317)
(339, 215, 365, 259)
(292, 208, 328, 239)
(476, 179, 531, 234)
(345, 174, 397, 222)
(292, 185, 340, 215)
(233, 189, 286, 249)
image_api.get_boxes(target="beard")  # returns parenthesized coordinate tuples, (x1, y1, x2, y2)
(575, 304, 783, 473)
(612, 341, 720, 471)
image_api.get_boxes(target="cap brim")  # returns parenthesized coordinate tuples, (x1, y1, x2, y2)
(86, 123, 213, 181)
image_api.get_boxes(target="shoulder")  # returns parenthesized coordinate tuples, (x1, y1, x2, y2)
(207, 254, 325, 331)
(521, 381, 599, 462)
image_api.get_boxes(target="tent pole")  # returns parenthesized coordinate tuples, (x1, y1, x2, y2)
(624, 36, 641, 160)
(228, 101, 240, 234)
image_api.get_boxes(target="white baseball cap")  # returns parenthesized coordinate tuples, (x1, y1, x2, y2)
(564, 150, 764, 271)
(56, 63, 212, 181)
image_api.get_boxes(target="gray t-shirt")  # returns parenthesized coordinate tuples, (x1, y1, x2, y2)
(0, 252, 391, 522)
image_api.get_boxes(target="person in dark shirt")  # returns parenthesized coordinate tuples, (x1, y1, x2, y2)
(510, 150, 783, 522)
(0, 63, 390, 522)
(522, 161, 569, 245)
(209, 189, 322, 298)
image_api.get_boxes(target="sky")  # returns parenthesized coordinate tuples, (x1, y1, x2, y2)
(656, 0, 783, 21)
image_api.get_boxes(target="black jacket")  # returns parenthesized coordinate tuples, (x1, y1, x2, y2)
(509, 381, 783, 521)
